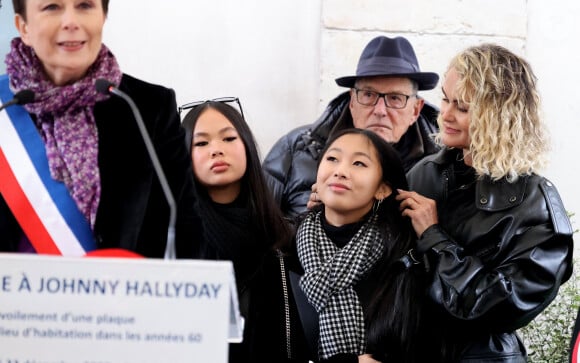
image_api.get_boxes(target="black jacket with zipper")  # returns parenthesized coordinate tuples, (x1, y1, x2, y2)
(407, 148, 574, 362)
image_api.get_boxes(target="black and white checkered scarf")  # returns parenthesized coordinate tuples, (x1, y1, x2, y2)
(297, 211, 385, 359)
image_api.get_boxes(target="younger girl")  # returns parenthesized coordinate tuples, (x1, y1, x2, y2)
(296, 128, 428, 363)
(181, 100, 308, 363)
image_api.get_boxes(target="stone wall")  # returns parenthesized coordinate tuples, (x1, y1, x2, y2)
(319, 0, 528, 107)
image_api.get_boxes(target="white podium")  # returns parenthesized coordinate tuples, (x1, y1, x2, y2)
(0, 253, 243, 363)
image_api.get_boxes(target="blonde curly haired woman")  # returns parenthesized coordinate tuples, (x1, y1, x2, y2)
(397, 44, 574, 362)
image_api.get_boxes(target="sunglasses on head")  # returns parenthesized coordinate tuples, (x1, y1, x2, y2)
(178, 97, 244, 120)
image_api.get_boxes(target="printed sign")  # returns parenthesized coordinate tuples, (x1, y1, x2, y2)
(0, 254, 242, 363)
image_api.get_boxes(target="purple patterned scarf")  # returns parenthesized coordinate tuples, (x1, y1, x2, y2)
(5, 38, 122, 229)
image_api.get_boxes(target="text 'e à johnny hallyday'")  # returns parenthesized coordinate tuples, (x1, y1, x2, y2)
(0, 275, 222, 299)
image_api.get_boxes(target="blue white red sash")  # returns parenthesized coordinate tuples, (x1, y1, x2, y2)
(0, 74, 96, 256)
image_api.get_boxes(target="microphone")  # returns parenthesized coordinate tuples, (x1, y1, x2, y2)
(0, 89, 35, 112)
(95, 79, 177, 260)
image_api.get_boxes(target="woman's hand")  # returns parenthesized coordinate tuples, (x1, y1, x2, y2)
(358, 354, 381, 363)
(306, 183, 322, 210)
(396, 189, 438, 237)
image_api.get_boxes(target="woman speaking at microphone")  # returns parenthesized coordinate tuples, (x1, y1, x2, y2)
(0, 0, 198, 257)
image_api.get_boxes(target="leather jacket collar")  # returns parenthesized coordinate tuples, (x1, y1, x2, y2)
(430, 148, 527, 211)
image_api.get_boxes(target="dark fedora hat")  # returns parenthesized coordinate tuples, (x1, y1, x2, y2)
(335, 36, 439, 91)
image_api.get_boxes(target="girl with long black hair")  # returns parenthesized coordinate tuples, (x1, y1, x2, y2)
(296, 128, 428, 363)
(181, 100, 308, 363)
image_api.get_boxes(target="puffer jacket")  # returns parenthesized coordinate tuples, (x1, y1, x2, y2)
(407, 148, 574, 362)
(262, 91, 440, 219)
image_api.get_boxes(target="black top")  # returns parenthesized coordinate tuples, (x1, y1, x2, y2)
(321, 213, 365, 249)
(189, 196, 308, 363)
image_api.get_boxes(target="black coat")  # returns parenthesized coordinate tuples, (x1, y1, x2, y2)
(229, 249, 309, 363)
(407, 148, 574, 362)
(0, 74, 198, 257)
(181, 195, 309, 363)
(262, 91, 440, 219)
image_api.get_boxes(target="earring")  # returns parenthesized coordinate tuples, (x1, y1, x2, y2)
(372, 198, 384, 215)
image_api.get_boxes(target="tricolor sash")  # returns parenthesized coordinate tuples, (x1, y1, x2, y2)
(0, 74, 96, 256)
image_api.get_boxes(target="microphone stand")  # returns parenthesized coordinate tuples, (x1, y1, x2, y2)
(98, 82, 177, 260)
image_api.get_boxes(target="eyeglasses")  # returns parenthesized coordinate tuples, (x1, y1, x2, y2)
(353, 88, 416, 109)
(178, 97, 245, 119)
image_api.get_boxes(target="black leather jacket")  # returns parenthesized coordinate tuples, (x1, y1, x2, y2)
(262, 91, 440, 219)
(407, 148, 574, 362)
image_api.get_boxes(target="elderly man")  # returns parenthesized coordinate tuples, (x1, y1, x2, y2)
(263, 35, 440, 218)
